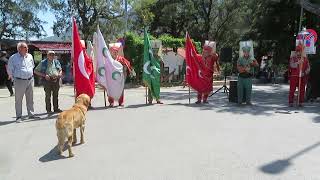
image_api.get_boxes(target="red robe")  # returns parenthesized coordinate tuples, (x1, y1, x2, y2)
(288, 56, 310, 104)
(108, 55, 132, 105)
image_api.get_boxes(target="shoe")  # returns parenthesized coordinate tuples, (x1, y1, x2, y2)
(246, 102, 253, 106)
(10, 93, 14, 97)
(119, 104, 124, 107)
(203, 101, 209, 104)
(148, 101, 153, 105)
(195, 101, 201, 104)
(109, 104, 114, 108)
(156, 101, 163, 104)
(54, 109, 63, 113)
(47, 110, 53, 114)
(16, 117, 22, 123)
(289, 103, 293, 107)
(28, 115, 40, 119)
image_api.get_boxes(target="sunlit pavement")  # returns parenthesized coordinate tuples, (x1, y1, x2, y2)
(0, 84, 319, 180)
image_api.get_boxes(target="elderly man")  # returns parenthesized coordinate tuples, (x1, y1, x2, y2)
(34, 51, 62, 113)
(8, 42, 39, 122)
(288, 44, 310, 107)
(237, 46, 259, 105)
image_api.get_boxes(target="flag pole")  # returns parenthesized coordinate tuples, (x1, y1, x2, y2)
(71, 17, 76, 102)
(188, 85, 190, 104)
(145, 86, 148, 104)
(104, 90, 107, 107)
(297, 29, 307, 107)
(297, 46, 304, 107)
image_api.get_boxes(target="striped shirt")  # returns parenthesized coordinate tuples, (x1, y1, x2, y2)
(8, 53, 35, 79)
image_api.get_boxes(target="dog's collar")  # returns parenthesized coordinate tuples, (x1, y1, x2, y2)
(74, 104, 86, 118)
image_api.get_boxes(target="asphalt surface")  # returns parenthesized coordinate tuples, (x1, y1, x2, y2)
(0, 84, 319, 180)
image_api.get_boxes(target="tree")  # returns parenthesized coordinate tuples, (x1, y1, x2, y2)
(147, 0, 245, 49)
(0, 0, 46, 40)
(50, 0, 132, 41)
(243, 0, 301, 64)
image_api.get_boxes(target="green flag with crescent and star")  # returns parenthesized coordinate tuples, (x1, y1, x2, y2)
(143, 28, 161, 99)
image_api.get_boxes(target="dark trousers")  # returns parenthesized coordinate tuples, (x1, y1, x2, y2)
(5, 79, 13, 95)
(43, 80, 60, 111)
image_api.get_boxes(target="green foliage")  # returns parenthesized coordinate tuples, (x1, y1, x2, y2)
(123, 32, 144, 82)
(50, 0, 128, 41)
(123, 31, 201, 82)
(220, 62, 233, 76)
(0, 0, 46, 40)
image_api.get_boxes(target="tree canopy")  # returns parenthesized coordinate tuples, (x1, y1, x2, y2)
(3, 0, 320, 64)
(0, 0, 47, 40)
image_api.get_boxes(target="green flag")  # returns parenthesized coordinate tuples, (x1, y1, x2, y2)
(143, 28, 161, 100)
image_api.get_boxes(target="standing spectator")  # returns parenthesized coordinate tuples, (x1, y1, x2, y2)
(34, 51, 63, 113)
(7, 42, 40, 122)
(0, 50, 14, 96)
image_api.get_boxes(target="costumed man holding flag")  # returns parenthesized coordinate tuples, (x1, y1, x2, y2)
(94, 26, 126, 107)
(288, 44, 310, 107)
(195, 41, 220, 104)
(237, 42, 258, 105)
(72, 18, 95, 101)
(108, 42, 134, 107)
(143, 29, 163, 104)
(185, 33, 220, 104)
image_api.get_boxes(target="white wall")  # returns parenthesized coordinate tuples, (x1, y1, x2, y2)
(162, 51, 184, 75)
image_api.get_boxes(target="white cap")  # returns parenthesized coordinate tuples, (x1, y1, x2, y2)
(109, 42, 122, 49)
(47, 50, 55, 54)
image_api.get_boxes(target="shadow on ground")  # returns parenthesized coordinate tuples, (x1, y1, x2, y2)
(39, 146, 68, 162)
(260, 141, 320, 174)
(161, 85, 319, 116)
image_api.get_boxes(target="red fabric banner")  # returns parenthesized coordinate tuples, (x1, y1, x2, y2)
(185, 33, 213, 93)
(72, 18, 95, 98)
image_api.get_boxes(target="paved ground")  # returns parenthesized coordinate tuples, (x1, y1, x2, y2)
(0, 84, 319, 180)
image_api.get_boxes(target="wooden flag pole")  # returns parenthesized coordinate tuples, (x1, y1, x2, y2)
(297, 52, 304, 107)
(188, 86, 191, 104)
(71, 17, 76, 103)
(103, 90, 107, 107)
(145, 86, 148, 104)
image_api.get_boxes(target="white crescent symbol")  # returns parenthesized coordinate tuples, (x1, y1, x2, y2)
(150, 65, 160, 73)
(78, 50, 89, 79)
(198, 70, 203, 78)
(186, 66, 191, 75)
(143, 61, 151, 75)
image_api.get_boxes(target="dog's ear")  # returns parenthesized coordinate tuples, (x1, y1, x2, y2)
(84, 95, 90, 108)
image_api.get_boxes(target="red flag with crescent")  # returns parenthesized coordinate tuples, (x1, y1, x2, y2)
(72, 18, 95, 98)
(185, 33, 213, 93)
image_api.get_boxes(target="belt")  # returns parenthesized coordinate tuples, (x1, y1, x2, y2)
(16, 76, 33, 80)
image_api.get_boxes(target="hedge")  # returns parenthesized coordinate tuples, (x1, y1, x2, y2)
(123, 32, 201, 82)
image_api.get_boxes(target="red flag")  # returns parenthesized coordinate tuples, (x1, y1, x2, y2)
(72, 18, 95, 98)
(185, 33, 212, 93)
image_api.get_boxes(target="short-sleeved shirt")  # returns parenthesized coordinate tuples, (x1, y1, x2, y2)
(8, 53, 34, 79)
(35, 59, 61, 77)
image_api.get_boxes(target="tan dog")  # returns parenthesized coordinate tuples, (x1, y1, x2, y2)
(55, 94, 91, 157)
